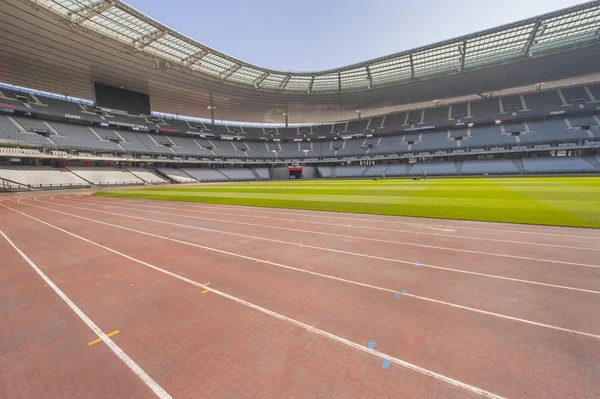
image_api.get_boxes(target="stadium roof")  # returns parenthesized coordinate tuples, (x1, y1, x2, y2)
(1, 0, 600, 122)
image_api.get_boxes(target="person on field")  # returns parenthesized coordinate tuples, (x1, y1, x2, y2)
(381, 172, 386, 181)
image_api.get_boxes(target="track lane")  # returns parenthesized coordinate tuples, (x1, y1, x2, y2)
(28, 196, 600, 336)
(0, 201, 487, 399)
(0, 228, 158, 399)
(67, 195, 600, 264)
(8, 199, 600, 399)
(56, 196, 600, 287)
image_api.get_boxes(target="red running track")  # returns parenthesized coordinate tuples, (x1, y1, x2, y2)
(1, 191, 599, 399)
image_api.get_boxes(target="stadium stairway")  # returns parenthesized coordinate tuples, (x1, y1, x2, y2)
(216, 169, 232, 181)
(42, 121, 60, 135)
(0, 176, 31, 190)
(250, 168, 262, 180)
(581, 155, 600, 171)
(154, 168, 179, 183)
(405, 163, 415, 175)
(454, 161, 464, 175)
(7, 115, 26, 131)
(511, 159, 526, 174)
(0, 178, 29, 192)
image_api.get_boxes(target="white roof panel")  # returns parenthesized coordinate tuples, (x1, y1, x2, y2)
(30, 0, 600, 94)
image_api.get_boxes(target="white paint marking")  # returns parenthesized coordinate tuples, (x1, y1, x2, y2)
(80, 196, 600, 251)
(86, 195, 600, 240)
(0, 203, 505, 399)
(61, 196, 600, 270)
(13, 200, 600, 340)
(32, 198, 600, 295)
(0, 229, 171, 399)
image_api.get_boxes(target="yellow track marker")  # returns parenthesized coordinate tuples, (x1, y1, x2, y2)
(202, 282, 211, 294)
(299, 243, 303, 247)
(88, 330, 120, 346)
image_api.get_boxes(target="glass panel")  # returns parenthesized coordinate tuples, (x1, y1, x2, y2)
(227, 67, 265, 84)
(412, 43, 459, 78)
(311, 73, 339, 93)
(30, 0, 600, 93)
(286, 76, 313, 92)
(369, 56, 412, 86)
(340, 67, 369, 90)
(260, 74, 288, 90)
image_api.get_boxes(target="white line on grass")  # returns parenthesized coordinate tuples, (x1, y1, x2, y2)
(10, 199, 600, 340)
(0, 229, 171, 399)
(63, 196, 600, 270)
(0, 202, 506, 399)
(33, 197, 600, 295)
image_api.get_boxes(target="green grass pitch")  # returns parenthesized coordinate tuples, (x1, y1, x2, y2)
(95, 176, 600, 228)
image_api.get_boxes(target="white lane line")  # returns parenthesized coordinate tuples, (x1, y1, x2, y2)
(87, 194, 600, 240)
(14, 201, 600, 343)
(0, 229, 171, 399)
(64, 196, 600, 270)
(0, 203, 505, 399)
(82, 196, 600, 251)
(34, 198, 600, 295)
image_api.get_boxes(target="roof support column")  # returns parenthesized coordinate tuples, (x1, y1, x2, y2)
(458, 41, 467, 72)
(280, 75, 291, 91)
(208, 93, 215, 124)
(409, 54, 415, 79)
(254, 72, 268, 89)
(134, 30, 167, 52)
(523, 21, 542, 58)
(69, 1, 113, 26)
(338, 71, 342, 107)
(182, 49, 209, 68)
(365, 65, 373, 88)
(220, 64, 242, 82)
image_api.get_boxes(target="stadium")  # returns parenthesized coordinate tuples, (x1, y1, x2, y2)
(0, 0, 599, 398)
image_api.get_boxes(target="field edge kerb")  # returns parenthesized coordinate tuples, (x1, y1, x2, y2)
(92, 177, 600, 229)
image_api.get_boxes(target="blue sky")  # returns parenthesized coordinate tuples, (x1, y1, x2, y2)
(127, 0, 586, 72)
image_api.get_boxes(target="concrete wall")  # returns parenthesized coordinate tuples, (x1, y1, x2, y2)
(302, 166, 316, 179)
(269, 166, 289, 180)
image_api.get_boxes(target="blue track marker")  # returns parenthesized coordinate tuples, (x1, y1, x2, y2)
(394, 293, 401, 298)
(415, 261, 419, 267)
(402, 289, 408, 294)
(367, 341, 376, 350)
(382, 359, 391, 369)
